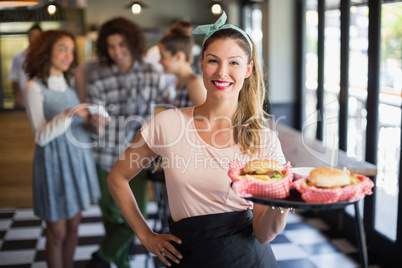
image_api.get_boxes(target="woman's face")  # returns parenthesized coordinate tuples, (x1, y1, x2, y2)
(200, 38, 253, 101)
(50, 35, 75, 76)
(158, 43, 177, 74)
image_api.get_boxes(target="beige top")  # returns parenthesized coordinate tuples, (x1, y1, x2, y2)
(141, 107, 286, 221)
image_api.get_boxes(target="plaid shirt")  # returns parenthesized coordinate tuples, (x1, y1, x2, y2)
(172, 83, 192, 108)
(171, 74, 200, 108)
(87, 61, 175, 172)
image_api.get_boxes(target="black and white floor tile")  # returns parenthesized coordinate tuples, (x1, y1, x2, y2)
(0, 203, 385, 268)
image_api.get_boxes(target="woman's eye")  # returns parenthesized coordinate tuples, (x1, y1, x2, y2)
(208, 59, 218, 63)
(230, 61, 239, 65)
(60, 47, 67, 52)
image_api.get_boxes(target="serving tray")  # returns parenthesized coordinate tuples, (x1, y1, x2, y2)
(245, 188, 359, 210)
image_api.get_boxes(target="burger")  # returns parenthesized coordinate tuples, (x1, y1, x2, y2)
(240, 159, 286, 181)
(307, 167, 358, 188)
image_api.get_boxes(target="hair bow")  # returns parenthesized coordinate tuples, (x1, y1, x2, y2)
(192, 11, 253, 54)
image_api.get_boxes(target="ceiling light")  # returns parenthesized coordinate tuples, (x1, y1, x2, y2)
(209, 1, 224, 15)
(211, 4, 222, 15)
(125, 1, 148, 15)
(47, 3, 56, 15)
(132, 3, 141, 14)
(42, 0, 59, 15)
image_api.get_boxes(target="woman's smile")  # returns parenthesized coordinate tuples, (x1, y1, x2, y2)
(212, 80, 233, 90)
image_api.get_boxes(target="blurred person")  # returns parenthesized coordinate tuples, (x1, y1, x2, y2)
(144, 45, 177, 94)
(9, 23, 42, 108)
(159, 20, 206, 108)
(74, 60, 100, 102)
(107, 12, 287, 268)
(23, 29, 100, 268)
(86, 17, 175, 268)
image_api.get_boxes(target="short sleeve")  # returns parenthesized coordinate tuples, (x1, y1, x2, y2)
(140, 108, 187, 157)
(258, 128, 286, 164)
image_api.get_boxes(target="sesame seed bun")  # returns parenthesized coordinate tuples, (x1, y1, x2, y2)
(309, 167, 350, 188)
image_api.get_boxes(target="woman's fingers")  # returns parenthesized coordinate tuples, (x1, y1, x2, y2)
(156, 249, 173, 267)
(156, 245, 181, 267)
(165, 235, 183, 259)
(153, 234, 183, 267)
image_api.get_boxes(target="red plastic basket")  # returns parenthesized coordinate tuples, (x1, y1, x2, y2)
(228, 159, 293, 199)
(292, 174, 374, 203)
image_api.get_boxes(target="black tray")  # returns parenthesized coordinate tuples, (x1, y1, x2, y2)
(245, 189, 359, 210)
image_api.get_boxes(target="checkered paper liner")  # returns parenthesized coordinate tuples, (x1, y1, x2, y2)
(292, 174, 374, 203)
(228, 159, 293, 199)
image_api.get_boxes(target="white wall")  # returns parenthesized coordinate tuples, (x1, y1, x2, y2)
(86, 0, 217, 31)
(265, 0, 296, 104)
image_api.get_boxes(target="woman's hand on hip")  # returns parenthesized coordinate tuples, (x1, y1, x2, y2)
(143, 232, 183, 267)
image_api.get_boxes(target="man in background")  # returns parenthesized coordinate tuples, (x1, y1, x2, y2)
(86, 17, 175, 268)
(8, 23, 42, 108)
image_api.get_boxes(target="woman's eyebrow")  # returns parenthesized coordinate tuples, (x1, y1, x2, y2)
(205, 54, 243, 59)
(57, 43, 69, 47)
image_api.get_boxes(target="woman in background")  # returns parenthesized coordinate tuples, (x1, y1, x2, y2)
(159, 20, 206, 107)
(24, 29, 100, 268)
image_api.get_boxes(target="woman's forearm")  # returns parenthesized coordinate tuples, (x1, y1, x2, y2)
(107, 133, 158, 242)
(107, 169, 154, 242)
(252, 204, 288, 244)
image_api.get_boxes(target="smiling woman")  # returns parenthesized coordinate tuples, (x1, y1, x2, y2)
(107, 11, 287, 268)
(23, 29, 101, 268)
(50, 36, 75, 76)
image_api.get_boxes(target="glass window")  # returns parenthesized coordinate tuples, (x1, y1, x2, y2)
(305, 0, 341, 149)
(305, 0, 319, 139)
(305, 0, 401, 243)
(322, 2, 341, 150)
(374, 2, 401, 242)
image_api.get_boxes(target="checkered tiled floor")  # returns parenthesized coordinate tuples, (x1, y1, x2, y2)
(0, 202, 385, 268)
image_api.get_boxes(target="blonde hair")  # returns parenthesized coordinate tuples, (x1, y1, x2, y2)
(202, 29, 269, 156)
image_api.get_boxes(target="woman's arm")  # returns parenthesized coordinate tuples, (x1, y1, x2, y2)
(187, 77, 206, 106)
(252, 203, 288, 244)
(24, 80, 87, 146)
(107, 133, 183, 266)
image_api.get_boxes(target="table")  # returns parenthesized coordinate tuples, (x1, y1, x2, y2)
(276, 123, 377, 268)
(276, 123, 377, 176)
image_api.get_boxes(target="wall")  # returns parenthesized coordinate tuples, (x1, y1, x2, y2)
(267, 0, 296, 104)
(86, 0, 219, 31)
(262, 0, 297, 127)
(83, 0, 242, 62)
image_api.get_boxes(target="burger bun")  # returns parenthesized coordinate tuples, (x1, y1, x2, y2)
(244, 159, 284, 174)
(309, 167, 350, 188)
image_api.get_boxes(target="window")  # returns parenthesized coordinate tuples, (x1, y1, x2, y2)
(303, 0, 401, 265)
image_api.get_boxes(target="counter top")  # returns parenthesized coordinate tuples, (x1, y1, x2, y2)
(276, 123, 377, 177)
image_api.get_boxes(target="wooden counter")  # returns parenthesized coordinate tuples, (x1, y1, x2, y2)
(276, 123, 377, 177)
(0, 111, 35, 208)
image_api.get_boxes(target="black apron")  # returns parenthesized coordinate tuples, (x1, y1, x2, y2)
(169, 209, 279, 268)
